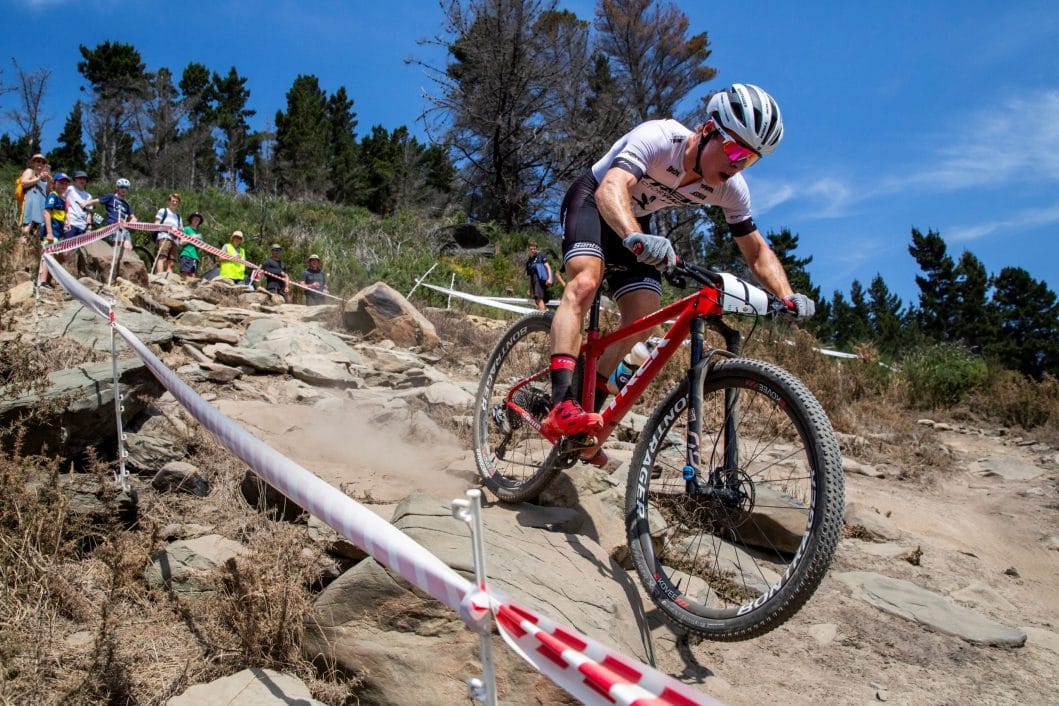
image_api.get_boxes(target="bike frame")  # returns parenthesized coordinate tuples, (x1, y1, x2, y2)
(504, 280, 734, 456)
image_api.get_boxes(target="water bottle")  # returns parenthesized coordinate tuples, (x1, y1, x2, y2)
(606, 341, 652, 394)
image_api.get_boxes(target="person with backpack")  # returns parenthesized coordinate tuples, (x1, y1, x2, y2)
(525, 241, 562, 311)
(153, 193, 184, 274)
(17, 153, 50, 239)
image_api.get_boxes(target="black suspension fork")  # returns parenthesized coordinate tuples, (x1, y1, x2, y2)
(684, 317, 742, 494)
(683, 318, 706, 493)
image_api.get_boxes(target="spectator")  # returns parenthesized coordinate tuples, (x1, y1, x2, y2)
(524, 241, 563, 311)
(153, 193, 184, 274)
(64, 171, 96, 238)
(299, 254, 328, 306)
(37, 172, 70, 290)
(43, 173, 70, 243)
(260, 244, 290, 302)
(178, 211, 204, 280)
(219, 230, 248, 285)
(18, 153, 50, 238)
(98, 178, 137, 250)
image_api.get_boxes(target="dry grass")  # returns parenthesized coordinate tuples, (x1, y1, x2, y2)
(0, 423, 361, 705)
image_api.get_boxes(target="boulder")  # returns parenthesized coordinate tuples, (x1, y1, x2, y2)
(78, 239, 149, 287)
(209, 343, 288, 374)
(303, 493, 649, 704)
(243, 319, 362, 366)
(166, 668, 326, 706)
(3, 280, 34, 307)
(342, 281, 440, 349)
(152, 461, 209, 496)
(837, 572, 1027, 647)
(289, 354, 357, 387)
(172, 326, 241, 345)
(0, 358, 161, 458)
(144, 534, 247, 597)
(42, 300, 173, 351)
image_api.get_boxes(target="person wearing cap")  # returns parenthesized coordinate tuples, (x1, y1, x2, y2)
(219, 230, 248, 284)
(64, 171, 97, 238)
(18, 153, 50, 237)
(260, 244, 290, 302)
(98, 178, 137, 249)
(153, 193, 184, 274)
(35, 171, 70, 290)
(178, 211, 205, 280)
(299, 253, 328, 306)
(43, 173, 70, 243)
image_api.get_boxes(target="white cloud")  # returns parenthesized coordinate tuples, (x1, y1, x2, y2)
(905, 89, 1059, 190)
(946, 202, 1059, 242)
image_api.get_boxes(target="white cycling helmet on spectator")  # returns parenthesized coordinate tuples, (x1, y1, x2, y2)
(706, 83, 784, 156)
(116, 178, 131, 189)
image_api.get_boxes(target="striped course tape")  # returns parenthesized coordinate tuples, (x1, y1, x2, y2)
(41, 253, 720, 705)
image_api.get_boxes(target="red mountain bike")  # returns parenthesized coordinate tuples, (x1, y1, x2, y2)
(473, 260, 844, 640)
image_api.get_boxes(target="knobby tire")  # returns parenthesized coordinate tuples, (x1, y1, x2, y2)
(625, 357, 844, 640)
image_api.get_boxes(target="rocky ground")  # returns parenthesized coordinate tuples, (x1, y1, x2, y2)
(3, 252, 1057, 705)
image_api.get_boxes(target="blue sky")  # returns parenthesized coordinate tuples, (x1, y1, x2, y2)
(3, 0, 1057, 305)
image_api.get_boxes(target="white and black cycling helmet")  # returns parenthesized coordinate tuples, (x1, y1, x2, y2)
(706, 83, 784, 156)
(116, 177, 131, 189)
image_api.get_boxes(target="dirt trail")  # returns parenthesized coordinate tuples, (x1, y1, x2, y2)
(648, 429, 1059, 705)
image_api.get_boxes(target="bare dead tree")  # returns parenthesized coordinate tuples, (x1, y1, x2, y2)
(4, 59, 51, 152)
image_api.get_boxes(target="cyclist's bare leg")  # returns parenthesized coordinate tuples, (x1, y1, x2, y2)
(550, 254, 603, 358)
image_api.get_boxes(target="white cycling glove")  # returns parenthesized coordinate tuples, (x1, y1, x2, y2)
(623, 233, 677, 270)
(783, 293, 816, 322)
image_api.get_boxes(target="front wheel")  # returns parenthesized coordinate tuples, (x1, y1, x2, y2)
(473, 311, 564, 503)
(626, 357, 844, 640)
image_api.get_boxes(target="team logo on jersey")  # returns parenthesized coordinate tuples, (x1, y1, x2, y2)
(666, 165, 680, 177)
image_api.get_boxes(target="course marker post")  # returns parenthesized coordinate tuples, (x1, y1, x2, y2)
(452, 489, 497, 706)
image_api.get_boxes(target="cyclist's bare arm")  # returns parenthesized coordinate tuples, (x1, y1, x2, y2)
(595, 167, 641, 238)
(734, 229, 795, 299)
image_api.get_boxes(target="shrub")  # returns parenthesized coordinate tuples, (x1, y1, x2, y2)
(902, 343, 990, 408)
(973, 370, 1059, 432)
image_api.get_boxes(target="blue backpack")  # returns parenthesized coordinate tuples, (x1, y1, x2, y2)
(531, 257, 549, 282)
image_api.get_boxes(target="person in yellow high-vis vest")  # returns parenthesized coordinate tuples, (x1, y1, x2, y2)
(219, 230, 247, 283)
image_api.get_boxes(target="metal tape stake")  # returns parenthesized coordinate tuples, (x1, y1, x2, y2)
(109, 311, 129, 493)
(406, 261, 438, 300)
(452, 489, 497, 706)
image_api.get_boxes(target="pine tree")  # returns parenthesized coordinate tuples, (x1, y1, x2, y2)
(951, 251, 993, 351)
(908, 227, 957, 339)
(211, 67, 256, 192)
(326, 86, 360, 204)
(866, 273, 905, 355)
(178, 62, 216, 189)
(986, 267, 1059, 379)
(77, 41, 148, 180)
(274, 74, 330, 199)
(48, 101, 88, 172)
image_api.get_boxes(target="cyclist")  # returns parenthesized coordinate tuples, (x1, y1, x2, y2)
(544, 83, 816, 454)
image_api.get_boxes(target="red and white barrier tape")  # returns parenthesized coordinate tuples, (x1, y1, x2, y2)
(41, 253, 718, 706)
(41, 223, 120, 255)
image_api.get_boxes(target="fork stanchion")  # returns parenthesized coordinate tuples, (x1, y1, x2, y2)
(452, 489, 497, 706)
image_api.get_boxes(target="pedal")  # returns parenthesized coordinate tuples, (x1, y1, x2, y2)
(558, 434, 597, 454)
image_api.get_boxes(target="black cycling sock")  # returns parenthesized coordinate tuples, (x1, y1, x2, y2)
(550, 354, 576, 406)
(593, 373, 610, 412)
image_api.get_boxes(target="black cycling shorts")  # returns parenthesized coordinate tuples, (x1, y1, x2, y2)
(559, 173, 662, 300)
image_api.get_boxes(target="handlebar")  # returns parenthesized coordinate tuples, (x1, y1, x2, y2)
(667, 260, 795, 318)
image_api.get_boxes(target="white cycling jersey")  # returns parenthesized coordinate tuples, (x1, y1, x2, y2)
(590, 119, 753, 226)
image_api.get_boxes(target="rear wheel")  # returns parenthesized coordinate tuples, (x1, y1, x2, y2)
(473, 312, 569, 503)
(626, 357, 844, 640)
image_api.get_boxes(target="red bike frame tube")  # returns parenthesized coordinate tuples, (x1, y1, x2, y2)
(579, 284, 725, 449)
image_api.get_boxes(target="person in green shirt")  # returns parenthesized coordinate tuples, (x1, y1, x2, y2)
(179, 211, 204, 280)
